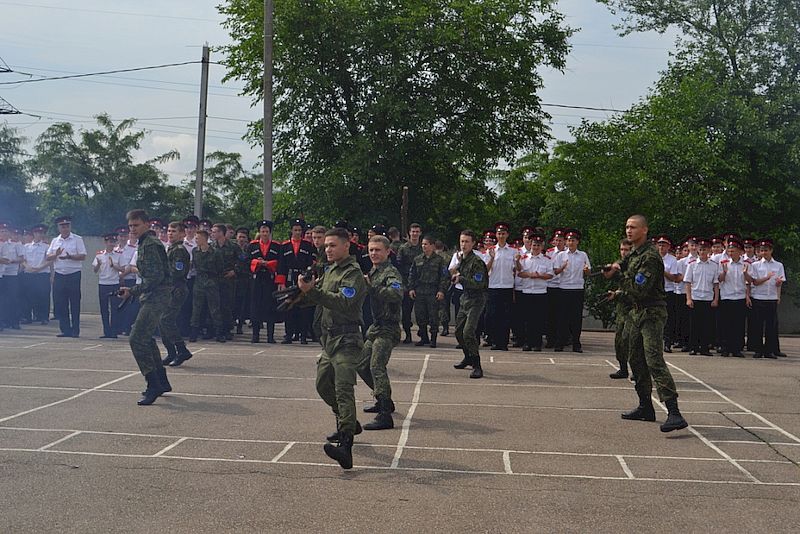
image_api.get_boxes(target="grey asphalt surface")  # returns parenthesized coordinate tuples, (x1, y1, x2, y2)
(1, 317, 799, 533)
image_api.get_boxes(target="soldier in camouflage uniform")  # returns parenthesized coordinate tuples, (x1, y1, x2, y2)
(161, 221, 193, 367)
(435, 240, 453, 336)
(397, 223, 423, 343)
(606, 215, 688, 433)
(190, 230, 224, 342)
(356, 235, 403, 431)
(451, 230, 489, 379)
(408, 236, 449, 348)
(118, 210, 173, 406)
(293, 227, 367, 469)
(211, 224, 239, 340)
(609, 238, 633, 379)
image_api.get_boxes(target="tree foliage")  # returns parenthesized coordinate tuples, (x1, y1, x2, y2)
(0, 125, 39, 226)
(218, 0, 573, 236)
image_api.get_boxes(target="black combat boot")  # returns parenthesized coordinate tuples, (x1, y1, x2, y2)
(453, 357, 473, 369)
(429, 332, 438, 349)
(660, 398, 689, 432)
(281, 334, 293, 344)
(621, 391, 656, 421)
(324, 431, 354, 469)
(236, 321, 243, 335)
(469, 363, 483, 379)
(170, 342, 193, 366)
(402, 328, 413, 344)
(251, 324, 261, 343)
(441, 326, 449, 336)
(326, 420, 363, 442)
(215, 327, 226, 343)
(189, 327, 199, 343)
(266, 322, 276, 344)
(162, 344, 178, 365)
(137, 371, 162, 406)
(609, 368, 629, 379)
(414, 330, 429, 346)
(364, 396, 394, 430)
(363, 398, 395, 413)
(157, 366, 172, 394)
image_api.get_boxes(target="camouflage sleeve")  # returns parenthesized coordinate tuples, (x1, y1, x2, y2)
(170, 247, 190, 284)
(622, 253, 662, 301)
(374, 268, 404, 304)
(304, 267, 367, 313)
(131, 240, 168, 298)
(460, 256, 488, 290)
(437, 256, 449, 294)
(408, 257, 419, 290)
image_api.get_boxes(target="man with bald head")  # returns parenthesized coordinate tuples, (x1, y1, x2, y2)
(605, 215, 688, 433)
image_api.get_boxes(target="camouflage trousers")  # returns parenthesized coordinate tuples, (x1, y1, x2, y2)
(191, 278, 222, 330)
(614, 307, 630, 372)
(160, 285, 187, 348)
(455, 291, 486, 365)
(627, 306, 678, 402)
(414, 291, 441, 333)
(316, 332, 364, 434)
(129, 287, 170, 376)
(356, 325, 400, 400)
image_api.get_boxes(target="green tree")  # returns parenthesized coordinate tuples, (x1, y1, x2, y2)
(0, 124, 39, 226)
(28, 115, 188, 234)
(218, 0, 572, 237)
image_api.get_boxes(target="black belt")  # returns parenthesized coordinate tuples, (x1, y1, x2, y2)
(325, 324, 361, 336)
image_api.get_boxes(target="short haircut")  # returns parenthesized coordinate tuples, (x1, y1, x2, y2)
(409, 223, 422, 231)
(312, 225, 327, 234)
(126, 209, 148, 223)
(460, 229, 478, 244)
(628, 214, 648, 227)
(212, 223, 227, 233)
(168, 221, 186, 232)
(421, 234, 435, 244)
(325, 227, 350, 243)
(226, 224, 235, 232)
(387, 227, 400, 239)
(620, 238, 633, 247)
(368, 235, 390, 248)
(434, 240, 445, 250)
(236, 228, 250, 236)
(196, 230, 209, 239)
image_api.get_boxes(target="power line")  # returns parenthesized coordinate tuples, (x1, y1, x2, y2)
(0, 1, 218, 22)
(542, 103, 625, 113)
(0, 61, 203, 85)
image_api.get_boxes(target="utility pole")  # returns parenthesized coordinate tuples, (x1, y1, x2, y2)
(401, 186, 409, 239)
(263, 0, 274, 220)
(194, 44, 210, 217)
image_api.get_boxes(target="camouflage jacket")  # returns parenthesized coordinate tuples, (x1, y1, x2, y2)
(130, 233, 169, 301)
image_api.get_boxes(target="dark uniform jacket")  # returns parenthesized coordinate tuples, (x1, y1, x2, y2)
(130, 233, 170, 301)
(166, 240, 190, 288)
(619, 241, 667, 307)
(367, 261, 404, 328)
(279, 238, 315, 286)
(409, 252, 449, 295)
(397, 241, 423, 285)
(212, 239, 239, 276)
(300, 255, 366, 338)
(193, 246, 222, 283)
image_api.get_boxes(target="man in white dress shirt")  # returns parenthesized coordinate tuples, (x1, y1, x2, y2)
(485, 222, 517, 351)
(553, 229, 591, 353)
(45, 216, 87, 338)
(717, 237, 748, 357)
(22, 224, 53, 325)
(745, 238, 786, 359)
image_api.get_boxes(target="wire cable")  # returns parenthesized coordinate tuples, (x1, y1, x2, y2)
(0, 61, 202, 85)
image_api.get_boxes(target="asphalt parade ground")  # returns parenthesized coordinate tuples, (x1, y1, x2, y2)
(1, 318, 799, 533)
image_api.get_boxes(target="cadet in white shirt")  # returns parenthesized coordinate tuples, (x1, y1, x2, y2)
(22, 224, 52, 325)
(515, 234, 554, 351)
(552, 229, 591, 353)
(717, 238, 748, 357)
(485, 222, 516, 351)
(745, 238, 786, 359)
(683, 239, 719, 356)
(673, 238, 697, 351)
(179, 216, 199, 337)
(116, 227, 141, 335)
(0, 224, 25, 329)
(45, 216, 87, 338)
(656, 235, 680, 353)
(545, 228, 566, 348)
(93, 232, 123, 338)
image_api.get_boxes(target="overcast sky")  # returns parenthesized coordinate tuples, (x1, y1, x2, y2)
(1, 0, 677, 183)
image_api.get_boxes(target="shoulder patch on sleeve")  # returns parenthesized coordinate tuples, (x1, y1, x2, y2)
(634, 272, 647, 286)
(390, 281, 402, 290)
(474, 273, 483, 282)
(175, 261, 185, 271)
(341, 287, 356, 298)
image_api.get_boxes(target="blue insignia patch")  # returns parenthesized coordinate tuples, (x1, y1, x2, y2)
(341, 287, 356, 298)
(635, 272, 646, 286)
(175, 261, 185, 271)
(442, 267, 449, 275)
(390, 281, 402, 290)
(474, 273, 483, 282)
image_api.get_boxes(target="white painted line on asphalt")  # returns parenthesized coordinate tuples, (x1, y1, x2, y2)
(271, 442, 295, 463)
(193, 348, 207, 353)
(0, 385, 85, 392)
(153, 437, 188, 457)
(38, 430, 82, 451)
(391, 354, 430, 469)
(3, 447, 799, 486)
(490, 356, 494, 363)
(23, 342, 47, 349)
(99, 389, 326, 403)
(548, 358, 555, 364)
(0, 366, 133, 374)
(616, 455, 634, 479)
(710, 440, 800, 446)
(417, 380, 650, 391)
(690, 425, 741, 429)
(667, 361, 800, 445)
(502, 451, 513, 474)
(82, 344, 103, 351)
(253, 350, 265, 355)
(0, 372, 139, 424)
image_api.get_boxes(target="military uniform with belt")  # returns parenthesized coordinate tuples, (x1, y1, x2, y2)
(191, 245, 224, 341)
(161, 239, 193, 366)
(408, 250, 449, 347)
(452, 249, 489, 379)
(356, 259, 403, 430)
(212, 238, 239, 340)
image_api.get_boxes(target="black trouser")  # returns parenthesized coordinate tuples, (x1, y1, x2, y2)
(557, 288, 584, 349)
(22, 272, 51, 322)
(119, 278, 140, 334)
(234, 275, 250, 326)
(98, 283, 120, 337)
(511, 290, 524, 343)
(545, 287, 561, 345)
(689, 300, 713, 352)
(451, 287, 462, 319)
(286, 298, 313, 340)
(0, 277, 7, 328)
(487, 288, 513, 348)
(745, 305, 757, 351)
(674, 293, 690, 346)
(53, 272, 81, 336)
(665, 292, 677, 345)
(522, 292, 546, 348)
(751, 299, 779, 355)
(402, 291, 415, 334)
(179, 277, 194, 337)
(719, 299, 746, 354)
(2, 275, 21, 327)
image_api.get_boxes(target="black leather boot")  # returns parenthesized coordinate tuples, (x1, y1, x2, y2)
(402, 329, 412, 344)
(429, 332, 438, 349)
(267, 322, 276, 344)
(609, 368, 629, 379)
(621, 392, 656, 421)
(326, 420, 362, 442)
(236, 321, 243, 335)
(162, 344, 178, 365)
(660, 398, 688, 432)
(251, 325, 261, 343)
(415, 331, 430, 346)
(441, 326, 449, 336)
(364, 396, 394, 430)
(137, 371, 162, 406)
(363, 398, 395, 413)
(157, 367, 172, 394)
(188, 327, 199, 343)
(469, 363, 483, 379)
(453, 357, 473, 369)
(324, 431, 354, 469)
(170, 343, 193, 366)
